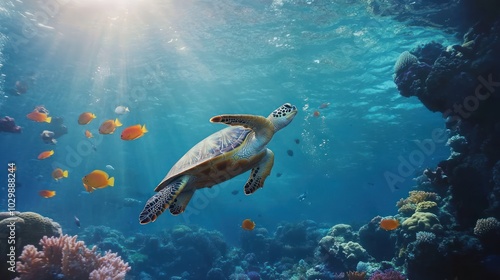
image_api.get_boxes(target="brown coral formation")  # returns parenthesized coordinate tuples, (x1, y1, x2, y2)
(346, 270, 367, 280)
(396, 191, 440, 216)
(415, 201, 438, 213)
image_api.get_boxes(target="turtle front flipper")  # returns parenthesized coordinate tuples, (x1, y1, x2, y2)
(210, 114, 273, 140)
(244, 149, 275, 195)
(139, 175, 189, 224)
(169, 190, 195, 215)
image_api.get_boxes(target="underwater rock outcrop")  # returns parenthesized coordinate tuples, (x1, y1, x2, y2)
(358, 216, 396, 261)
(366, 0, 500, 33)
(393, 16, 500, 280)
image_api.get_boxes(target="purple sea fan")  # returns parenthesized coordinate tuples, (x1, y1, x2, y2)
(369, 269, 406, 280)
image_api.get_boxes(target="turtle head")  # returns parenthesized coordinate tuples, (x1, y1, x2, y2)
(268, 103, 298, 132)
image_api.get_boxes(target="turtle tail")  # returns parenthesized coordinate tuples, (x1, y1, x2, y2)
(139, 176, 188, 224)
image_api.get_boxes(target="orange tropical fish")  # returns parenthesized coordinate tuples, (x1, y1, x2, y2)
(380, 218, 400, 231)
(39, 190, 56, 198)
(82, 170, 115, 193)
(99, 119, 122, 134)
(78, 112, 96, 125)
(38, 150, 54, 160)
(121, 124, 148, 141)
(85, 130, 93, 138)
(313, 111, 320, 117)
(52, 168, 68, 180)
(27, 111, 52, 123)
(241, 219, 256, 231)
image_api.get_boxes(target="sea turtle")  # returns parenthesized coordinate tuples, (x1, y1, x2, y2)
(139, 103, 298, 224)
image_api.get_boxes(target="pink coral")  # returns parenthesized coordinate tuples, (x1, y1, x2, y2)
(369, 269, 406, 280)
(14, 234, 130, 280)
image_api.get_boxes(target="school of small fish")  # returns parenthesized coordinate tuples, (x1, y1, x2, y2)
(26, 105, 148, 200)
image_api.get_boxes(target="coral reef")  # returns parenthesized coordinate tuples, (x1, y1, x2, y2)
(368, 269, 405, 280)
(396, 191, 440, 217)
(392, 13, 500, 279)
(0, 212, 62, 277)
(473, 217, 500, 238)
(14, 234, 130, 280)
(402, 212, 442, 232)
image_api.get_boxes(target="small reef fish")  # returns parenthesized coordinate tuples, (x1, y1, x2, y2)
(313, 111, 320, 117)
(287, 149, 294, 157)
(27, 111, 51, 123)
(121, 124, 148, 140)
(82, 170, 115, 193)
(74, 216, 80, 227)
(294, 138, 300, 144)
(85, 130, 93, 138)
(231, 190, 239, 195)
(38, 150, 54, 160)
(52, 168, 68, 180)
(276, 172, 282, 177)
(380, 218, 400, 231)
(99, 119, 122, 134)
(106, 164, 115, 170)
(39, 190, 56, 198)
(114, 106, 130, 115)
(241, 219, 256, 231)
(298, 192, 307, 202)
(78, 112, 96, 125)
(319, 102, 330, 109)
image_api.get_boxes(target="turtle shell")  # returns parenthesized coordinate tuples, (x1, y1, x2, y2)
(155, 126, 252, 191)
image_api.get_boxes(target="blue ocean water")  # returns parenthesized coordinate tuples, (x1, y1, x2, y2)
(3, 0, 495, 279)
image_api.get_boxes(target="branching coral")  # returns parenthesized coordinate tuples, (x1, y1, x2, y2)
(396, 191, 440, 216)
(404, 191, 439, 204)
(14, 234, 130, 280)
(397, 203, 417, 216)
(415, 231, 436, 245)
(473, 217, 500, 238)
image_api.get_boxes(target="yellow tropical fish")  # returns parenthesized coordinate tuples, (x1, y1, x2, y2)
(82, 170, 114, 192)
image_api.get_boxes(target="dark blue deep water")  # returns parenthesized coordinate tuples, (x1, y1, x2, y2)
(1, 1, 499, 280)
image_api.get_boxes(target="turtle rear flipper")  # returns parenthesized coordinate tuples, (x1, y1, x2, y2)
(169, 190, 195, 215)
(139, 176, 189, 224)
(244, 149, 274, 195)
